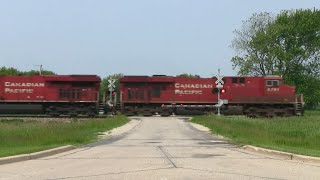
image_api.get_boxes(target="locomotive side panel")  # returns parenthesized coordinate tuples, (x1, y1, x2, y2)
(0, 75, 102, 115)
(0, 76, 47, 102)
(148, 82, 174, 103)
(44, 81, 100, 103)
(172, 78, 217, 103)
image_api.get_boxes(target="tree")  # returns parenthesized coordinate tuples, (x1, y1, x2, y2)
(23, 70, 55, 76)
(231, 9, 320, 107)
(0, 67, 22, 76)
(0, 66, 55, 76)
(231, 12, 276, 76)
(263, 9, 320, 81)
(176, 73, 200, 78)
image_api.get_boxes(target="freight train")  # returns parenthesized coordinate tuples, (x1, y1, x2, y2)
(119, 75, 304, 117)
(0, 75, 103, 116)
(0, 75, 304, 117)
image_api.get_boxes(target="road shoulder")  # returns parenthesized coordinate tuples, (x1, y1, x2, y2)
(0, 145, 75, 165)
(189, 120, 320, 165)
(0, 118, 141, 165)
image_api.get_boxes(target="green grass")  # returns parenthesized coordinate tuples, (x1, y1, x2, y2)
(191, 111, 320, 157)
(0, 115, 129, 157)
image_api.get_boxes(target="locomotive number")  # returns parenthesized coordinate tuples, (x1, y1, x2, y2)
(267, 87, 279, 92)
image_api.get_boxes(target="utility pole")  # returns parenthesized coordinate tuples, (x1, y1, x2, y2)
(35, 64, 43, 75)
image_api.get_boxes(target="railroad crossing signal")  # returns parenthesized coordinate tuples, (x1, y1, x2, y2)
(108, 79, 116, 106)
(214, 69, 224, 116)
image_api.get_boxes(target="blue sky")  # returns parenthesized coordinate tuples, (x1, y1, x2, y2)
(0, 0, 318, 77)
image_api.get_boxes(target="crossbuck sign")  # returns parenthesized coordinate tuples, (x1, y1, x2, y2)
(108, 79, 116, 91)
(215, 75, 224, 85)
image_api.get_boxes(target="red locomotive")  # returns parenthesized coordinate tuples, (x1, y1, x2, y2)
(119, 75, 304, 117)
(0, 75, 102, 116)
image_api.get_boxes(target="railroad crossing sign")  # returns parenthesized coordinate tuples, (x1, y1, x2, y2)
(215, 75, 224, 85)
(215, 72, 224, 89)
(108, 79, 116, 91)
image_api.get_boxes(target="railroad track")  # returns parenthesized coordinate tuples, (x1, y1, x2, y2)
(0, 114, 112, 119)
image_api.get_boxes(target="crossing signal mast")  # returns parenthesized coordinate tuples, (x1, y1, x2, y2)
(215, 68, 225, 116)
(108, 79, 116, 106)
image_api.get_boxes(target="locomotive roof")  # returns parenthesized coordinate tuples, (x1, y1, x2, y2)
(44, 75, 101, 82)
(120, 75, 283, 82)
(0, 75, 101, 82)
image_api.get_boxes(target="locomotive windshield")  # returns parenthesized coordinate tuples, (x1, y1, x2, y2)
(266, 80, 280, 86)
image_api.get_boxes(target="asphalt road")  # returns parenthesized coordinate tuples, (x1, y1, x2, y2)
(1, 117, 320, 180)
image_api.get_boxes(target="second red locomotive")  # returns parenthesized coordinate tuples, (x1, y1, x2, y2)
(119, 75, 304, 117)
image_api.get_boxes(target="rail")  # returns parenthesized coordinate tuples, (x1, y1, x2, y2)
(0, 114, 112, 119)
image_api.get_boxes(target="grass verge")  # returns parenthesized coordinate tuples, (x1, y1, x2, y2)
(191, 111, 320, 157)
(0, 115, 129, 157)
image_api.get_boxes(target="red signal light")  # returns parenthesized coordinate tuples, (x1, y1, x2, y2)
(112, 91, 117, 95)
(221, 89, 226, 94)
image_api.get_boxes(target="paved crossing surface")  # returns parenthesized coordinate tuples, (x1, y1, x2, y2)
(1, 117, 320, 180)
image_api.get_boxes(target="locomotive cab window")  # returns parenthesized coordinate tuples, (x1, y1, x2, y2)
(232, 78, 238, 84)
(266, 80, 280, 86)
(239, 77, 245, 84)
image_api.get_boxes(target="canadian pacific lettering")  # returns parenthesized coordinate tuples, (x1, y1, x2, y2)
(175, 83, 213, 95)
(3, 82, 45, 94)
(5, 88, 33, 93)
(175, 90, 202, 95)
(5, 82, 45, 87)
(175, 83, 213, 89)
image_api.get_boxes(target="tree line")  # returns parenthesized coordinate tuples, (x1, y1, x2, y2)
(231, 8, 320, 108)
(0, 66, 55, 76)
